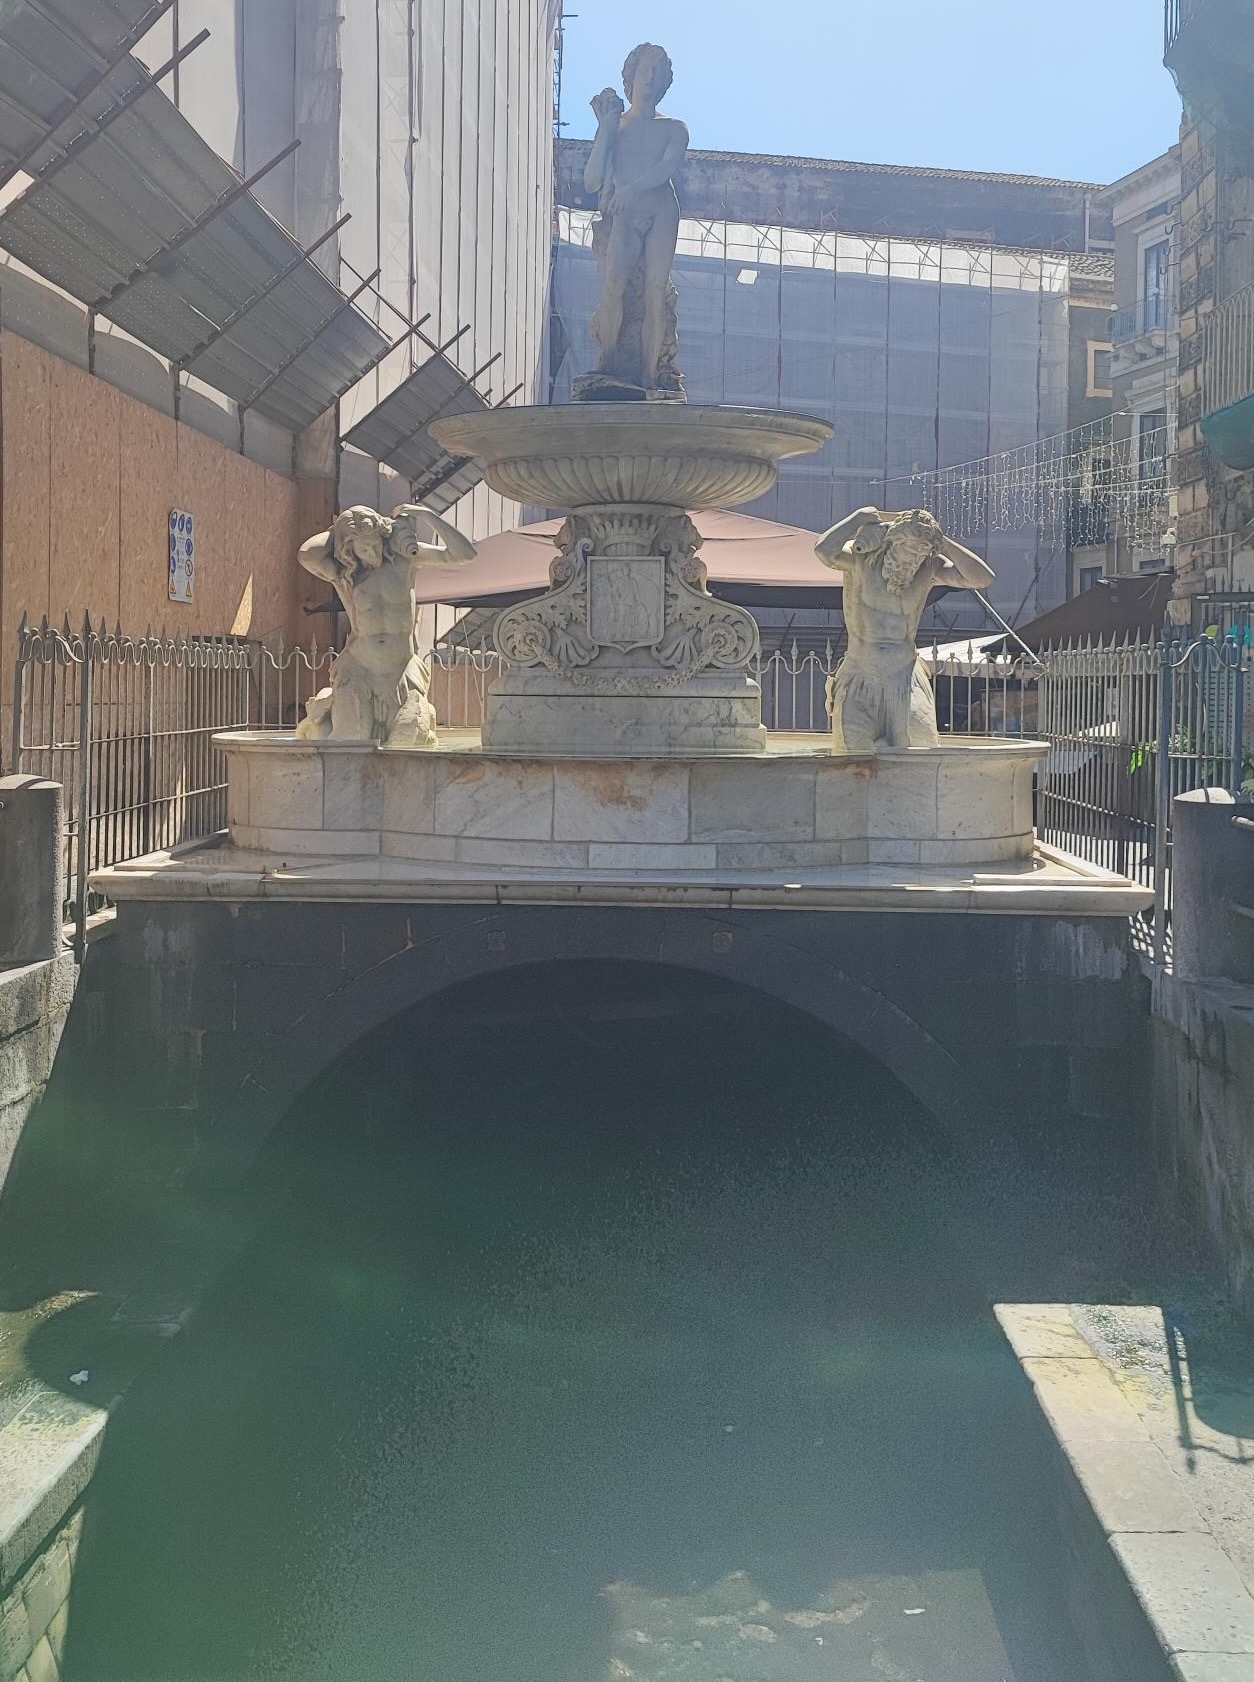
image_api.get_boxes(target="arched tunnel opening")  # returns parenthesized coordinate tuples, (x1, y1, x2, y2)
(56, 958, 1124, 1681)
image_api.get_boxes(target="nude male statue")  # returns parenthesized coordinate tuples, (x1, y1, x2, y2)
(578, 42, 689, 398)
(296, 503, 476, 748)
(815, 507, 995, 753)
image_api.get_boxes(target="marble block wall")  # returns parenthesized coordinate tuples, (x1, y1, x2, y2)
(221, 736, 1043, 871)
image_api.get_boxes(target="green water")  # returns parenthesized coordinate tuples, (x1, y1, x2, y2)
(61, 972, 1096, 1681)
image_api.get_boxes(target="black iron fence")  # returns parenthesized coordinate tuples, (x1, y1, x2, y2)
(10, 616, 332, 954)
(12, 619, 1250, 964)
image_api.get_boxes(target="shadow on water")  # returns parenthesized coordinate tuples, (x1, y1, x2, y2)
(47, 961, 1099, 1681)
(19, 962, 1146, 1679)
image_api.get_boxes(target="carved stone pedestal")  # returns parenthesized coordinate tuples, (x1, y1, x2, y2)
(428, 403, 834, 757)
(485, 508, 765, 755)
(485, 669, 765, 755)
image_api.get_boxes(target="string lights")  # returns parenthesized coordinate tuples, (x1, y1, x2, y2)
(896, 414, 1174, 554)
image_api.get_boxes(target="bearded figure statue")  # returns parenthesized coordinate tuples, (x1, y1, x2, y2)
(295, 503, 475, 747)
(815, 507, 996, 754)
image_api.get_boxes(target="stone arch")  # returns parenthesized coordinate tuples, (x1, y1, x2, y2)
(190, 907, 990, 1187)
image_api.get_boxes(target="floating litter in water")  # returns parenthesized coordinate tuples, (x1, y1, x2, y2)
(69, 1370, 89, 1385)
(723, 1424, 735, 1432)
(903, 1607, 925, 1616)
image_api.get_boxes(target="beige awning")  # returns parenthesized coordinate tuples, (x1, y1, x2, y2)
(412, 509, 846, 607)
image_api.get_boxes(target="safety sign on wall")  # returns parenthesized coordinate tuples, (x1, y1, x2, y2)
(169, 509, 195, 603)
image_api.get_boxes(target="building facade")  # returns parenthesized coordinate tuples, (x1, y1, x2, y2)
(1070, 150, 1181, 596)
(553, 143, 1115, 636)
(1165, 0, 1254, 627)
(0, 0, 558, 760)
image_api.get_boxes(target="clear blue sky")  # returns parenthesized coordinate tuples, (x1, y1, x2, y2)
(560, 0, 1182, 185)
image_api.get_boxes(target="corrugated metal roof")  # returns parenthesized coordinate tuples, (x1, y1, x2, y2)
(415, 455, 484, 515)
(343, 351, 491, 483)
(0, 53, 392, 431)
(0, 0, 169, 186)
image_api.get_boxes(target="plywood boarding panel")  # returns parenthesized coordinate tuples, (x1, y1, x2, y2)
(267, 469, 309, 649)
(117, 396, 178, 629)
(0, 331, 53, 630)
(215, 451, 269, 636)
(48, 359, 121, 623)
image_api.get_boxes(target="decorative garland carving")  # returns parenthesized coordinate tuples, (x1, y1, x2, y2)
(493, 520, 597, 671)
(491, 511, 760, 693)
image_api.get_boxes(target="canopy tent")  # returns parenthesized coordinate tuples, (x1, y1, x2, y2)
(412, 510, 848, 608)
(982, 571, 1174, 654)
(922, 632, 1014, 670)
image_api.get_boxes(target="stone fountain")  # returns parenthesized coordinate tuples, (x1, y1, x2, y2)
(185, 41, 1089, 897)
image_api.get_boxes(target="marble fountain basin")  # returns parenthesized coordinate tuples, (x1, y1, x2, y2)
(216, 732, 1044, 873)
(428, 403, 834, 512)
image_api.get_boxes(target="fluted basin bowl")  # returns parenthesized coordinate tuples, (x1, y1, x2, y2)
(429, 403, 833, 511)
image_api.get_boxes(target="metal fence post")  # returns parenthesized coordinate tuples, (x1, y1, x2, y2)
(74, 637, 93, 962)
(1231, 648, 1246, 798)
(142, 649, 155, 856)
(10, 614, 28, 774)
(1152, 642, 1174, 967)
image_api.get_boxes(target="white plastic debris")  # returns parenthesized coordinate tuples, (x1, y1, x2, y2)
(69, 1370, 89, 1385)
(903, 1607, 926, 1616)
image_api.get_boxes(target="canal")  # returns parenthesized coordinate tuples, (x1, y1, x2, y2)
(61, 961, 1109, 1681)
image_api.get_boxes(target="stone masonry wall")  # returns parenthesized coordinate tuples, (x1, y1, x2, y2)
(17, 900, 1149, 1204)
(1152, 971, 1254, 1320)
(0, 958, 75, 1198)
(0, 1503, 81, 1682)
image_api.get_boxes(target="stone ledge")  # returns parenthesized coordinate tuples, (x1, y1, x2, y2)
(0, 1397, 105, 1592)
(91, 844, 1155, 919)
(999, 1304, 1254, 1677)
(0, 961, 74, 1049)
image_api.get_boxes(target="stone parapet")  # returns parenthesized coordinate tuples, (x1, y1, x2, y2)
(0, 1505, 82, 1682)
(0, 956, 75, 1196)
(0, 780, 62, 969)
(214, 730, 1044, 874)
(999, 1303, 1254, 1682)
(1153, 970, 1254, 1320)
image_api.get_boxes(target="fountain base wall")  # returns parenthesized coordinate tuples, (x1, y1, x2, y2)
(218, 733, 1042, 872)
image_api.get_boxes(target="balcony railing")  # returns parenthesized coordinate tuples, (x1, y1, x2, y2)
(1111, 293, 1173, 345)
(1165, 0, 1203, 54)
(1203, 282, 1254, 416)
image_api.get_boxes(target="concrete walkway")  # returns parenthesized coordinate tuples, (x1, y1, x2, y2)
(1000, 1301, 1254, 1681)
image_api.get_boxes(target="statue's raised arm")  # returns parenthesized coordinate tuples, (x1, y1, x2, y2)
(936, 532, 996, 592)
(585, 87, 625, 198)
(388, 504, 477, 570)
(815, 507, 883, 567)
(296, 526, 341, 585)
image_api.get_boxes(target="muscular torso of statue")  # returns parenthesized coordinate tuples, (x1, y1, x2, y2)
(338, 562, 415, 654)
(842, 562, 935, 672)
